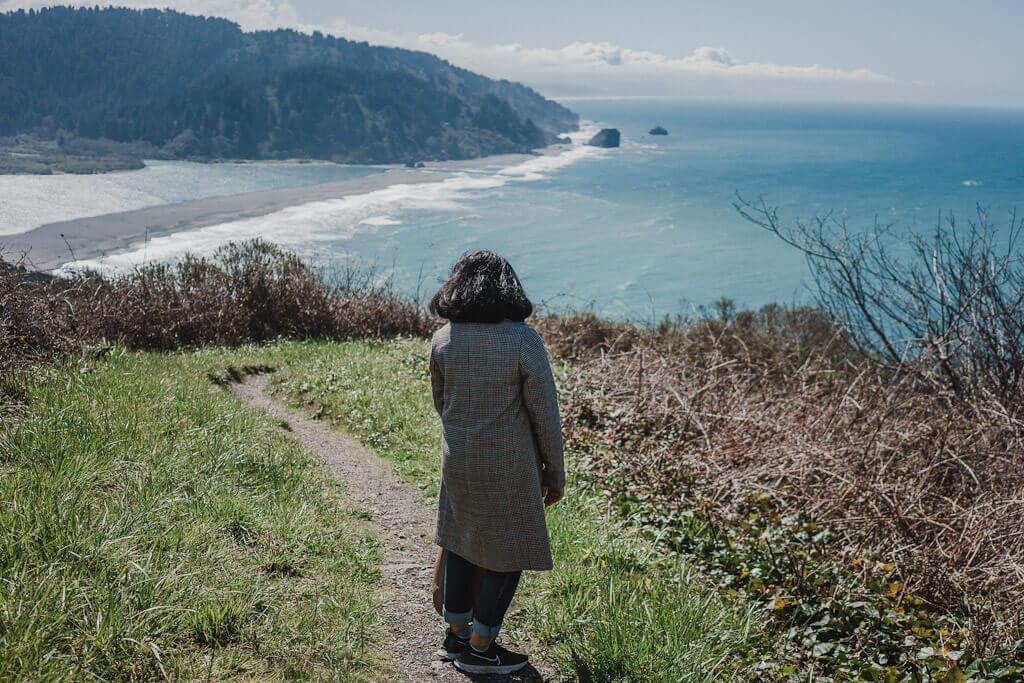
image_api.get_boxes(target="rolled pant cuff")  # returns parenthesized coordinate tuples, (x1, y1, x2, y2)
(471, 620, 502, 639)
(443, 608, 473, 625)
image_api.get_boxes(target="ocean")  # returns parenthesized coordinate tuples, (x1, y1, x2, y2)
(4, 99, 1023, 318)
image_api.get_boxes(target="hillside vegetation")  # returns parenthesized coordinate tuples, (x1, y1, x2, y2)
(0, 7, 577, 164)
(3, 238, 1024, 679)
(0, 251, 764, 679)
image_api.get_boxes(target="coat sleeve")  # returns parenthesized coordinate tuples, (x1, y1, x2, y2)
(429, 341, 444, 416)
(520, 327, 566, 490)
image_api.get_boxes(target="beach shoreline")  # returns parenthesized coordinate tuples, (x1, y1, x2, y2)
(2, 151, 555, 272)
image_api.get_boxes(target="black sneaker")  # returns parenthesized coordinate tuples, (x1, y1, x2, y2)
(439, 627, 470, 660)
(454, 641, 528, 675)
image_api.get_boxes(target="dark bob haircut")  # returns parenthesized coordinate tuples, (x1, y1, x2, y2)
(429, 251, 533, 323)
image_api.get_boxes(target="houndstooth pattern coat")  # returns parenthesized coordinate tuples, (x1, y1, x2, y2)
(430, 321, 565, 572)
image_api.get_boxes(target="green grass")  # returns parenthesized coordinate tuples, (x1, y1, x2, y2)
(527, 492, 761, 680)
(0, 349, 387, 680)
(0, 337, 768, 680)
(257, 337, 767, 680)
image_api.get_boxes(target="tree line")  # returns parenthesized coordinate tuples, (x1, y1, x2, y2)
(0, 7, 578, 163)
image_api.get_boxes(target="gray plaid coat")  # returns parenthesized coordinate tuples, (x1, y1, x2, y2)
(430, 321, 565, 572)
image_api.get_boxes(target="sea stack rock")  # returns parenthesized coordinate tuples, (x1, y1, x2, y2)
(648, 125, 668, 136)
(586, 128, 620, 148)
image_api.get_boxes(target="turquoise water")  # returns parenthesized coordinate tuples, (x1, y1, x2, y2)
(55, 100, 1024, 318)
(333, 101, 1024, 317)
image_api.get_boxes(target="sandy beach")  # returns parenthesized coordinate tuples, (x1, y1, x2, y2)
(2, 152, 541, 272)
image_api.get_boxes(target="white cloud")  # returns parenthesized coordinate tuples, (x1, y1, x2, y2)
(2, 0, 895, 98)
(419, 37, 890, 83)
(389, 32, 895, 99)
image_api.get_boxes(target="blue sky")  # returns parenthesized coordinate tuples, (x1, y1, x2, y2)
(5, 0, 1022, 106)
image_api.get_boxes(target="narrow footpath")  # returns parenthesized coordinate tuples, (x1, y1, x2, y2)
(229, 375, 553, 682)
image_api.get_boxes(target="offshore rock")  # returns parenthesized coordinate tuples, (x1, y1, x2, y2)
(586, 128, 620, 148)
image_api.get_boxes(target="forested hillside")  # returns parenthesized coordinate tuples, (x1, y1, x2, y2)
(0, 7, 578, 163)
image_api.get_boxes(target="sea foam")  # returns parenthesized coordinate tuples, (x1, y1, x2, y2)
(0, 160, 380, 237)
(360, 215, 403, 226)
(57, 124, 608, 276)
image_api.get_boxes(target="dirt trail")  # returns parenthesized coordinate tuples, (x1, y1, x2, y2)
(229, 374, 552, 682)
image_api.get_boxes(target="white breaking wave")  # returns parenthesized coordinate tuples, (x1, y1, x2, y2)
(57, 125, 608, 275)
(359, 215, 402, 226)
(0, 159, 375, 237)
(0, 165, 173, 236)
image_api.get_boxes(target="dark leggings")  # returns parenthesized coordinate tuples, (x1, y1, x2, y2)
(443, 551, 521, 639)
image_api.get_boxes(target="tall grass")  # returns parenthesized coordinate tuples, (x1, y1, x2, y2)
(0, 350, 386, 679)
(532, 492, 759, 681)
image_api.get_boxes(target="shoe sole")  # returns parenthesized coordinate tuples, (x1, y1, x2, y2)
(437, 647, 462, 661)
(453, 659, 528, 675)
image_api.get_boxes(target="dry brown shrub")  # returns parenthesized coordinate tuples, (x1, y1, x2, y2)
(0, 260, 79, 372)
(542, 307, 1024, 646)
(0, 239, 434, 375)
